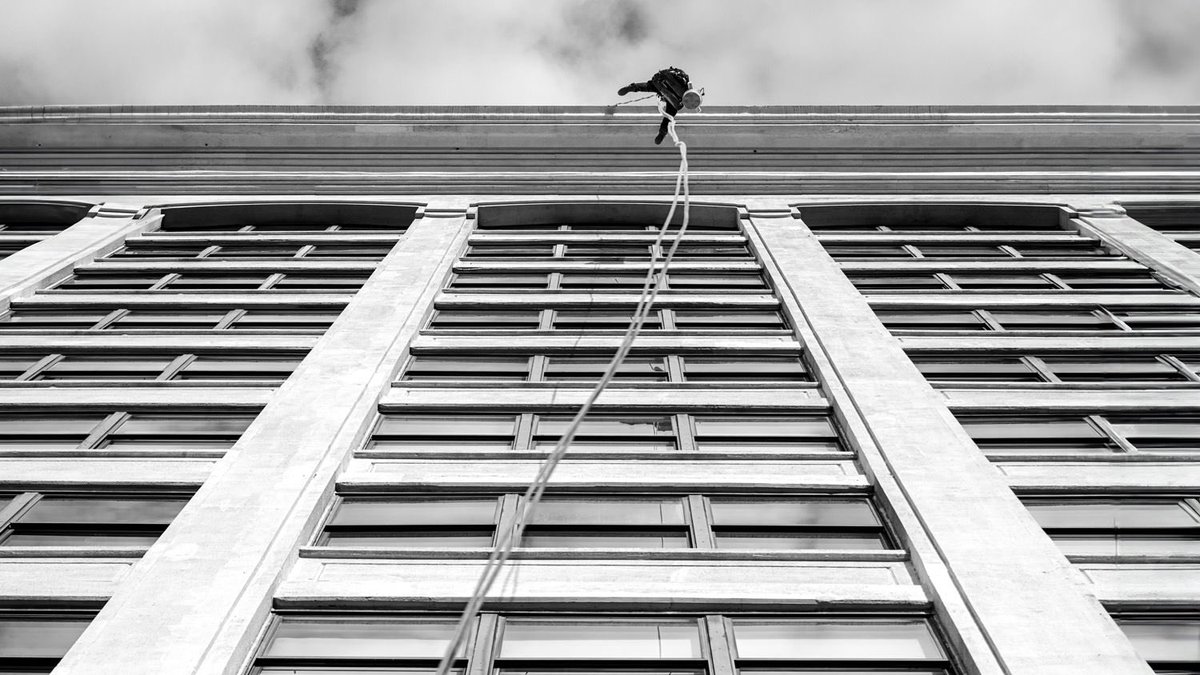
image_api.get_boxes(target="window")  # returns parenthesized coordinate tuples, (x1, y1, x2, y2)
(0, 352, 302, 383)
(533, 414, 676, 451)
(730, 617, 950, 669)
(849, 271, 1176, 293)
(367, 412, 845, 456)
(0, 611, 93, 673)
(824, 239, 1114, 260)
(878, 307, 1200, 333)
(957, 416, 1118, 456)
(543, 356, 669, 382)
(911, 353, 1192, 385)
(1116, 615, 1200, 672)
(399, 353, 811, 384)
(0, 307, 345, 333)
(321, 496, 502, 547)
(463, 240, 754, 261)
(252, 613, 953, 675)
(679, 355, 811, 382)
(448, 271, 769, 292)
(475, 220, 738, 233)
(0, 409, 256, 454)
(958, 413, 1200, 456)
(109, 241, 394, 260)
(320, 493, 890, 551)
(692, 415, 842, 454)
(1024, 497, 1200, 557)
(427, 308, 788, 332)
(403, 355, 531, 381)
(0, 492, 190, 548)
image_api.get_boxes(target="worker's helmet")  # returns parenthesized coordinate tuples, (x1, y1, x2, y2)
(681, 88, 703, 110)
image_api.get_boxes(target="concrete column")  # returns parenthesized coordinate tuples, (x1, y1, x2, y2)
(1072, 207, 1200, 295)
(747, 208, 1152, 675)
(53, 199, 474, 675)
(0, 202, 157, 310)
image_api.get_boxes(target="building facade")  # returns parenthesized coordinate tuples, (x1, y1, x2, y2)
(0, 106, 1199, 674)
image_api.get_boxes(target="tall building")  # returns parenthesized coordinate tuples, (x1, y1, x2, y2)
(0, 105, 1198, 674)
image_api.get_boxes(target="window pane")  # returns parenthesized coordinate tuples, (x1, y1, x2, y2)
(114, 413, 256, 436)
(682, 356, 809, 382)
(521, 532, 690, 548)
(0, 618, 90, 657)
(709, 499, 880, 527)
(732, 619, 945, 660)
(375, 415, 517, 438)
(911, 357, 1040, 382)
(536, 416, 673, 438)
(500, 620, 701, 659)
(1024, 500, 1200, 530)
(1040, 356, 1183, 382)
(714, 533, 887, 550)
(403, 356, 530, 381)
(528, 498, 685, 525)
(694, 416, 836, 439)
(543, 357, 668, 381)
(1119, 619, 1200, 662)
(2, 533, 162, 546)
(265, 618, 459, 658)
(19, 497, 187, 525)
(329, 499, 499, 527)
(323, 533, 493, 548)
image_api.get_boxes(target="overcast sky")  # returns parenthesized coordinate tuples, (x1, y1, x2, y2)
(2, 0, 1199, 106)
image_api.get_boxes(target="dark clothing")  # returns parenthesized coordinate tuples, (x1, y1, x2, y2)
(620, 67, 691, 144)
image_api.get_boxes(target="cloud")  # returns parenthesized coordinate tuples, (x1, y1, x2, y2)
(1, 0, 1199, 105)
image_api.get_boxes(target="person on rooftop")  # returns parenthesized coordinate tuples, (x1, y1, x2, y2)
(617, 66, 698, 145)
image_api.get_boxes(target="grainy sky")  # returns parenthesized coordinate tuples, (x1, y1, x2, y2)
(2, 0, 1199, 106)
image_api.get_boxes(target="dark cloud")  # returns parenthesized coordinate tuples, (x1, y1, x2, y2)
(3, 0, 1200, 106)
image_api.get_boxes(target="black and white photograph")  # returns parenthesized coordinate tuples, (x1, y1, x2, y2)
(1, 1, 1199, 673)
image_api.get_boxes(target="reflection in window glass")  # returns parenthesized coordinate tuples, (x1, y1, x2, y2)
(731, 619, 945, 661)
(500, 620, 701, 659)
(1117, 618, 1200, 663)
(265, 617, 461, 658)
(0, 617, 90, 657)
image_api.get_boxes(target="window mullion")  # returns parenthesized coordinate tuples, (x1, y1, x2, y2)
(528, 355, 547, 382)
(17, 354, 63, 381)
(666, 354, 685, 383)
(259, 273, 286, 290)
(1022, 356, 1061, 383)
(703, 614, 738, 675)
(932, 272, 960, 290)
(675, 413, 697, 452)
(81, 412, 129, 449)
(215, 309, 243, 330)
(1089, 415, 1138, 453)
(467, 612, 500, 675)
(1159, 354, 1200, 382)
(149, 273, 180, 290)
(157, 354, 195, 381)
(496, 495, 521, 551)
(1042, 273, 1072, 290)
(0, 492, 40, 533)
(514, 414, 534, 451)
(687, 495, 715, 549)
(974, 309, 1005, 331)
(92, 309, 128, 330)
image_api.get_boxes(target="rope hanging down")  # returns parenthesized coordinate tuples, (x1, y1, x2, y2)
(433, 101, 692, 675)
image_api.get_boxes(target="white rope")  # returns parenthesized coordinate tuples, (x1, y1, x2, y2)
(433, 101, 691, 675)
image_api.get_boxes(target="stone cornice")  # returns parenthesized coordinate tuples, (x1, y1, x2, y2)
(3, 105, 1200, 194)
